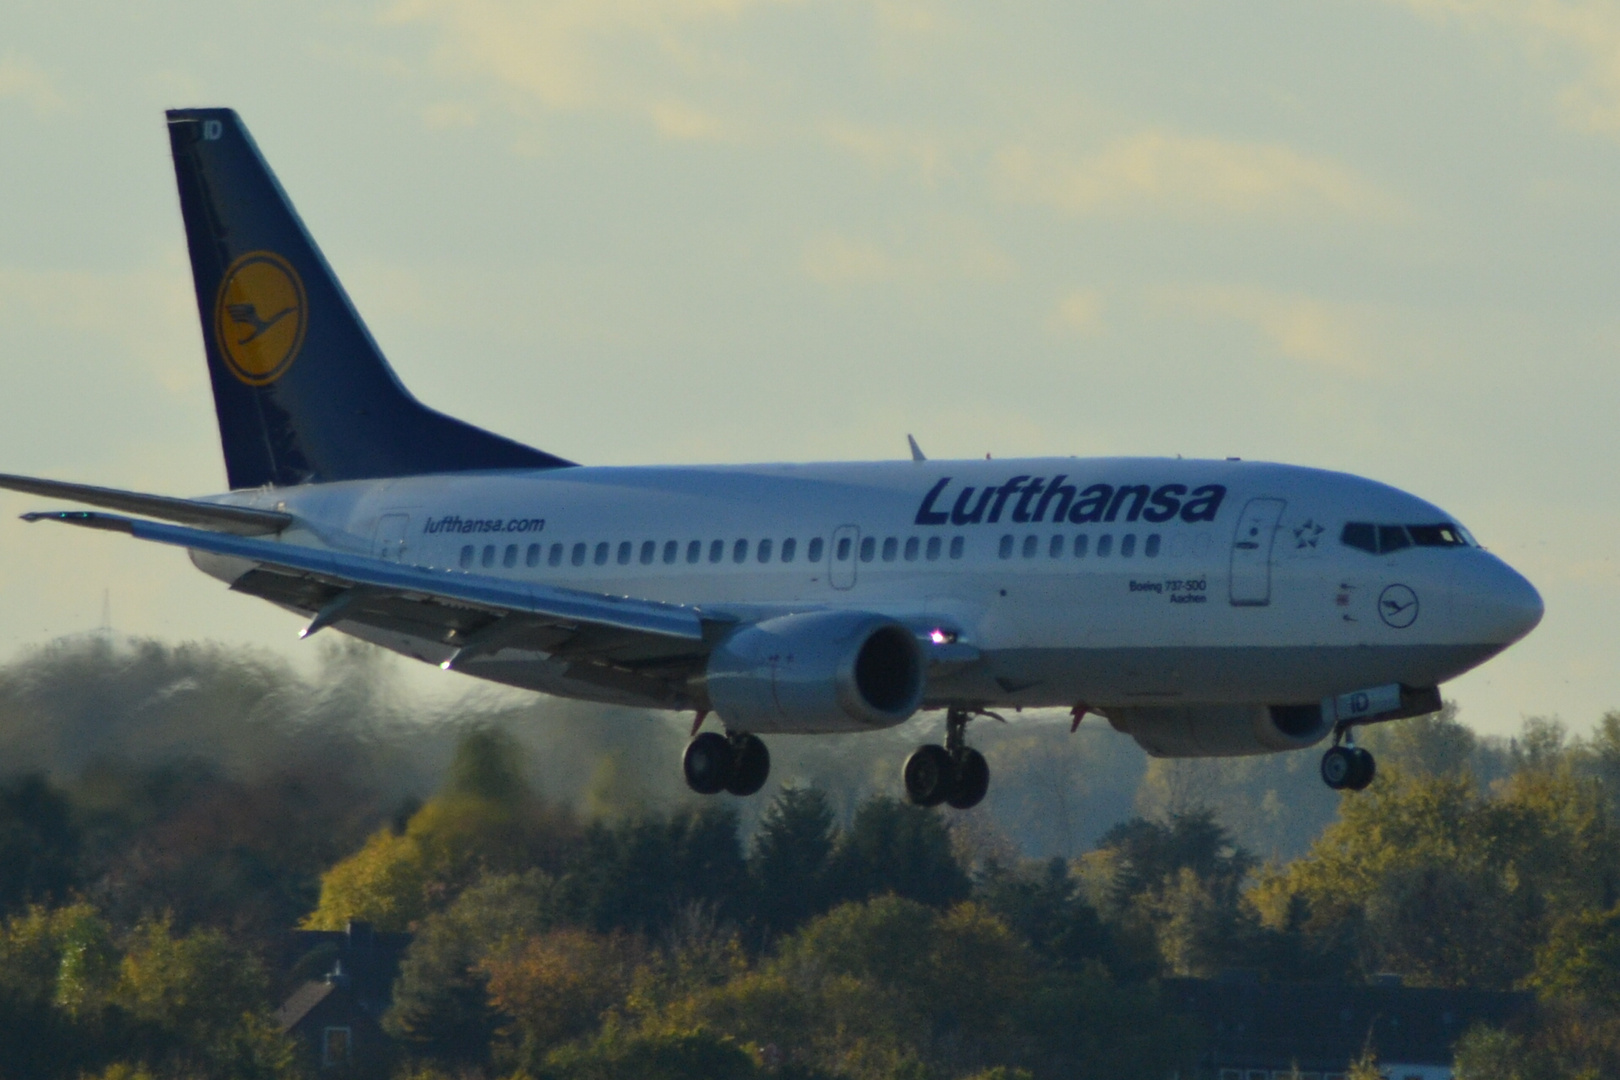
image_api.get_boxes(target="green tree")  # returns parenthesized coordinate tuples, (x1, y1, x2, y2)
(749, 786, 837, 935)
(826, 797, 970, 909)
(0, 773, 78, 915)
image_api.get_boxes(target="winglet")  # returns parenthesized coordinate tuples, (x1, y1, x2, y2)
(907, 435, 926, 462)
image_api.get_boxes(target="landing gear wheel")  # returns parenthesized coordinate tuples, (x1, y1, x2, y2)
(946, 747, 990, 810)
(1321, 745, 1355, 790)
(903, 744, 954, 807)
(1347, 747, 1376, 791)
(683, 731, 734, 795)
(725, 733, 771, 797)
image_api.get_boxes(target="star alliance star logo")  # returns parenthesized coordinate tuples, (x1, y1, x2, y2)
(1293, 519, 1324, 549)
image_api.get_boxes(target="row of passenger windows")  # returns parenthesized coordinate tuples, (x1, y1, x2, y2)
(1340, 521, 1469, 555)
(998, 532, 1162, 560)
(457, 535, 978, 571)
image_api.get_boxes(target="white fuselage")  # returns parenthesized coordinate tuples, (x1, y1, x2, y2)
(197, 456, 1543, 721)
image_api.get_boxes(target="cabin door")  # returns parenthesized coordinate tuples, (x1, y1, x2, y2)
(1229, 498, 1286, 606)
(374, 513, 411, 562)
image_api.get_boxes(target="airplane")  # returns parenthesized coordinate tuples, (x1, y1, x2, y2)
(3, 109, 1544, 810)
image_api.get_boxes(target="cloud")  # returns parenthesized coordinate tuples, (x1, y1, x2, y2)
(383, 0, 790, 133)
(801, 225, 1013, 286)
(1387, 0, 1620, 134)
(0, 54, 68, 115)
(1162, 284, 1375, 377)
(994, 131, 1398, 220)
(1049, 290, 1105, 336)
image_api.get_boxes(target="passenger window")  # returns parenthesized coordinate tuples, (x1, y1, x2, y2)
(460, 545, 474, 569)
(808, 537, 824, 562)
(781, 538, 797, 562)
(1048, 535, 1063, 558)
(758, 539, 772, 563)
(926, 536, 941, 561)
(709, 540, 724, 563)
(1022, 535, 1038, 558)
(950, 536, 964, 559)
(1340, 522, 1377, 553)
(526, 543, 540, 567)
(1121, 534, 1136, 558)
(835, 537, 850, 561)
(1073, 534, 1088, 558)
(663, 540, 678, 564)
(733, 539, 749, 563)
(504, 544, 518, 568)
(999, 535, 1014, 559)
(640, 540, 656, 565)
(595, 542, 610, 566)
(860, 537, 876, 562)
(882, 537, 898, 562)
(482, 545, 496, 568)
(1145, 534, 1161, 557)
(548, 543, 563, 567)
(1097, 534, 1113, 557)
(687, 540, 702, 564)
(904, 537, 919, 561)
(1379, 525, 1412, 553)
(572, 542, 586, 566)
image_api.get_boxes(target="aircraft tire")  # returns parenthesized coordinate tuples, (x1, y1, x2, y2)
(1320, 745, 1355, 791)
(725, 733, 771, 797)
(946, 748, 990, 810)
(1347, 748, 1376, 791)
(903, 744, 954, 807)
(683, 731, 735, 795)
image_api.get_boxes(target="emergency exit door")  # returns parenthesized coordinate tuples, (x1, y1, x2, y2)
(1229, 498, 1286, 606)
(374, 513, 411, 562)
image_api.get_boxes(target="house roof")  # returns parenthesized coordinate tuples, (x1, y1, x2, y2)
(274, 979, 338, 1034)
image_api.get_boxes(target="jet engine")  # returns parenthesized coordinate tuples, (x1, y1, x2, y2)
(1106, 702, 1334, 758)
(704, 611, 925, 733)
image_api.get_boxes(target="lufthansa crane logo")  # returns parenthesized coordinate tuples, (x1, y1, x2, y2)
(1378, 584, 1419, 629)
(213, 251, 307, 385)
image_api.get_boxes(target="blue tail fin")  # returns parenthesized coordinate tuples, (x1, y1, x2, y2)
(166, 108, 572, 489)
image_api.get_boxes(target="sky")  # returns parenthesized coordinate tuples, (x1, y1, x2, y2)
(2, 0, 1619, 737)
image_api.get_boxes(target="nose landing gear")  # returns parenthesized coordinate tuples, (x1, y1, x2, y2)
(1321, 728, 1376, 792)
(682, 730, 771, 797)
(903, 707, 992, 810)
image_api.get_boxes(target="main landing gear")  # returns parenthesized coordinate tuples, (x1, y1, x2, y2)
(902, 707, 991, 810)
(1321, 728, 1376, 792)
(683, 730, 771, 797)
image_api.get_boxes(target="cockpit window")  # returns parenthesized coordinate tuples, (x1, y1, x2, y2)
(1342, 521, 1470, 554)
(1379, 525, 1411, 553)
(1407, 524, 1467, 547)
(1341, 523, 1377, 553)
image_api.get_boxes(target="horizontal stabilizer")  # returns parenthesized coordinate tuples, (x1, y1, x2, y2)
(0, 473, 291, 535)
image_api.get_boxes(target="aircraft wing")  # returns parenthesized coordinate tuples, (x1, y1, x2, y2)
(0, 473, 291, 535)
(24, 510, 719, 706)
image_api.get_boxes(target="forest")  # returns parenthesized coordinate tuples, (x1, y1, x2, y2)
(0, 633, 1615, 1079)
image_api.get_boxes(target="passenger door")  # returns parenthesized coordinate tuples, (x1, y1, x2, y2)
(829, 525, 859, 590)
(1229, 498, 1286, 606)
(374, 512, 411, 563)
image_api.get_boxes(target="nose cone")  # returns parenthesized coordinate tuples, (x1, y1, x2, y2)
(1459, 556, 1544, 646)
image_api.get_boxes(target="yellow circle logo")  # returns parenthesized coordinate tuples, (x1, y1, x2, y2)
(213, 251, 307, 385)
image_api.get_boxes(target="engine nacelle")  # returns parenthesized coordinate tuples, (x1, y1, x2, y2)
(1106, 702, 1334, 758)
(704, 611, 925, 733)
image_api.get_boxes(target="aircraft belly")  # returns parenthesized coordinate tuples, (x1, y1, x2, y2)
(933, 641, 1505, 708)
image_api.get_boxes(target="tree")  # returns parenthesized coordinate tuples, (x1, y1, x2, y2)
(749, 786, 837, 935)
(387, 869, 561, 1063)
(483, 927, 646, 1066)
(0, 774, 78, 915)
(826, 797, 970, 909)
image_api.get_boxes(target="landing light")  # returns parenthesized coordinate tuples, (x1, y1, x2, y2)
(929, 629, 957, 645)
